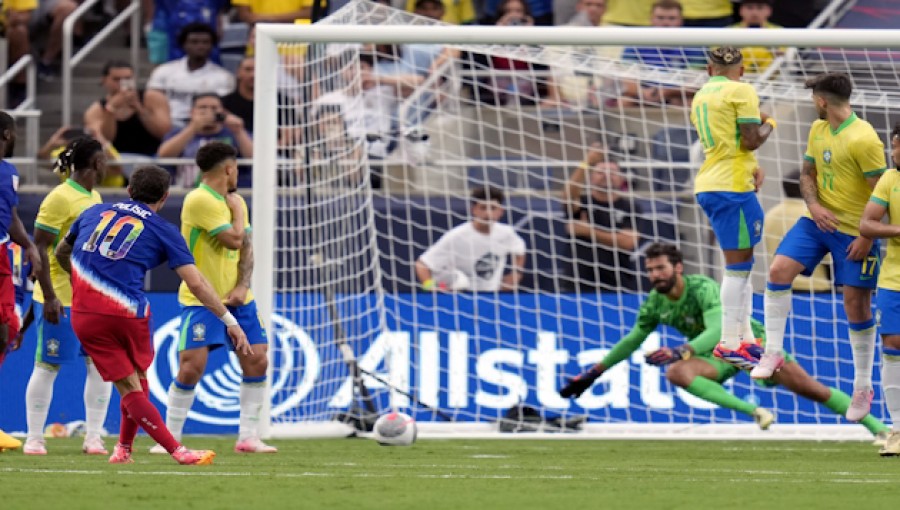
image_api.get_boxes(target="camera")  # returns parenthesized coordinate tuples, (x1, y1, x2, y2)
(215, 112, 226, 123)
(507, 17, 525, 26)
(119, 78, 135, 91)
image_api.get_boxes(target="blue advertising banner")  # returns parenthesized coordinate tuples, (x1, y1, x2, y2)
(0, 292, 877, 434)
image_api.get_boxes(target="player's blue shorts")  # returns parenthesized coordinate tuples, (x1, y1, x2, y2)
(776, 217, 879, 289)
(877, 289, 900, 335)
(178, 301, 268, 352)
(696, 191, 764, 250)
(34, 302, 85, 364)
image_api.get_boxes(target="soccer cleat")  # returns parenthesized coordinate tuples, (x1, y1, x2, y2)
(846, 388, 874, 423)
(0, 429, 22, 452)
(879, 431, 900, 457)
(234, 437, 278, 454)
(148, 443, 168, 455)
(713, 341, 764, 371)
(753, 407, 775, 430)
(873, 431, 890, 447)
(23, 438, 47, 455)
(750, 352, 785, 379)
(171, 446, 216, 466)
(108, 443, 134, 464)
(82, 436, 109, 455)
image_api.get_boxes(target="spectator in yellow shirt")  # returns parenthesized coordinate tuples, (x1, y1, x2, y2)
(680, 0, 732, 27)
(731, 0, 782, 74)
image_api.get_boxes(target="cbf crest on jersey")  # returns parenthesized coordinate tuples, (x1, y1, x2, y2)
(192, 323, 206, 342)
(823, 149, 832, 164)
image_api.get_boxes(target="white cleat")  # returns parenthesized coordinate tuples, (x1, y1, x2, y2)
(750, 352, 785, 380)
(148, 443, 168, 455)
(873, 431, 890, 447)
(753, 407, 775, 431)
(23, 438, 47, 455)
(879, 431, 900, 457)
(234, 437, 278, 453)
(846, 388, 874, 423)
(82, 435, 108, 455)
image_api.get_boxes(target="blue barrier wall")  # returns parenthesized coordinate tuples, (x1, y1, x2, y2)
(0, 292, 878, 434)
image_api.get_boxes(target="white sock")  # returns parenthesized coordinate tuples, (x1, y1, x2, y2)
(742, 279, 756, 342)
(882, 356, 900, 431)
(165, 383, 197, 441)
(850, 324, 877, 390)
(25, 365, 58, 441)
(239, 381, 267, 441)
(719, 274, 748, 349)
(763, 285, 792, 355)
(84, 362, 112, 440)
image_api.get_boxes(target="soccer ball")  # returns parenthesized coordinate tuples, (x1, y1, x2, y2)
(373, 412, 417, 446)
(44, 423, 68, 438)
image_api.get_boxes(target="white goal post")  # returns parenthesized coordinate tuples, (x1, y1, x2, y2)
(252, 8, 900, 440)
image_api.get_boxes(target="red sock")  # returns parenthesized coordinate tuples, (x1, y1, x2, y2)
(118, 380, 153, 449)
(121, 391, 181, 454)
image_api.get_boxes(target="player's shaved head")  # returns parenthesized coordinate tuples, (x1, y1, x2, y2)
(805, 72, 852, 104)
(129, 165, 171, 204)
(195, 142, 238, 172)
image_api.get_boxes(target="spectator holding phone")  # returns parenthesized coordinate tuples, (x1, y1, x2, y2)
(83, 61, 172, 159)
(157, 94, 252, 188)
(730, 0, 782, 74)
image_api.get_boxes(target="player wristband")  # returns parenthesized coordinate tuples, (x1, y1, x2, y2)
(764, 118, 777, 129)
(219, 311, 238, 327)
(422, 279, 435, 291)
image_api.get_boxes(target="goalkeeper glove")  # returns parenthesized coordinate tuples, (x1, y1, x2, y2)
(559, 365, 604, 398)
(645, 344, 693, 366)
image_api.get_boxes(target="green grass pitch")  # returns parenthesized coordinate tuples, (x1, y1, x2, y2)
(2, 437, 898, 509)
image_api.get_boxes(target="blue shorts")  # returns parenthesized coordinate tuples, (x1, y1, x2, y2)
(178, 301, 268, 352)
(34, 302, 84, 364)
(776, 217, 879, 289)
(877, 289, 900, 335)
(696, 192, 764, 250)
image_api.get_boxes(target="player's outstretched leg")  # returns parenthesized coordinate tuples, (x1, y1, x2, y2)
(667, 360, 774, 430)
(23, 362, 59, 455)
(120, 389, 215, 465)
(149, 380, 198, 454)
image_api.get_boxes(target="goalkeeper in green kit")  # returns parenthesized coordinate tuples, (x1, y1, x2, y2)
(559, 243, 888, 442)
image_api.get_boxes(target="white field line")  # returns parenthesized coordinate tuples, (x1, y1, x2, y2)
(3, 466, 898, 483)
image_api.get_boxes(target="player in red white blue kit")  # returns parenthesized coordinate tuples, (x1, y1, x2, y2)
(55, 165, 251, 465)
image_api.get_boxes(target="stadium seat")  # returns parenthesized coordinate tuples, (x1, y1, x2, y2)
(649, 127, 698, 193)
(467, 157, 555, 191)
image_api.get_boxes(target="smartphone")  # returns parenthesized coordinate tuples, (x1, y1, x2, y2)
(119, 78, 135, 91)
(215, 112, 226, 123)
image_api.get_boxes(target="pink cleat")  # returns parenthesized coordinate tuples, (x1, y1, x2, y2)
(171, 445, 216, 465)
(846, 388, 874, 423)
(82, 436, 109, 455)
(714, 341, 763, 371)
(108, 443, 134, 464)
(750, 352, 785, 379)
(23, 438, 47, 455)
(234, 437, 278, 454)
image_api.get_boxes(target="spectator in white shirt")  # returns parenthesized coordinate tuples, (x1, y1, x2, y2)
(146, 22, 235, 127)
(416, 186, 527, 292)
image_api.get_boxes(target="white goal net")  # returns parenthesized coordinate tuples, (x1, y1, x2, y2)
(251, 0, 900, 439)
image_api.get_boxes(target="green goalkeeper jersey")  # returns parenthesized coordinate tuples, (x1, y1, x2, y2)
(601, 274, 763, 368)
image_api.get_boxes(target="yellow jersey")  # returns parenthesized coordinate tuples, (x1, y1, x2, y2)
(691, 76, 761, 193)
(681, 0, 732, 20)
(803, 113, 886, 236)
(178, 184, 253, 307)
(870, 169, 900, 291)
(231, 0, 312, 16)
(33, 179, 102, 306)
(405, 0, 475, 24)
(603, 0, 653, 26)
